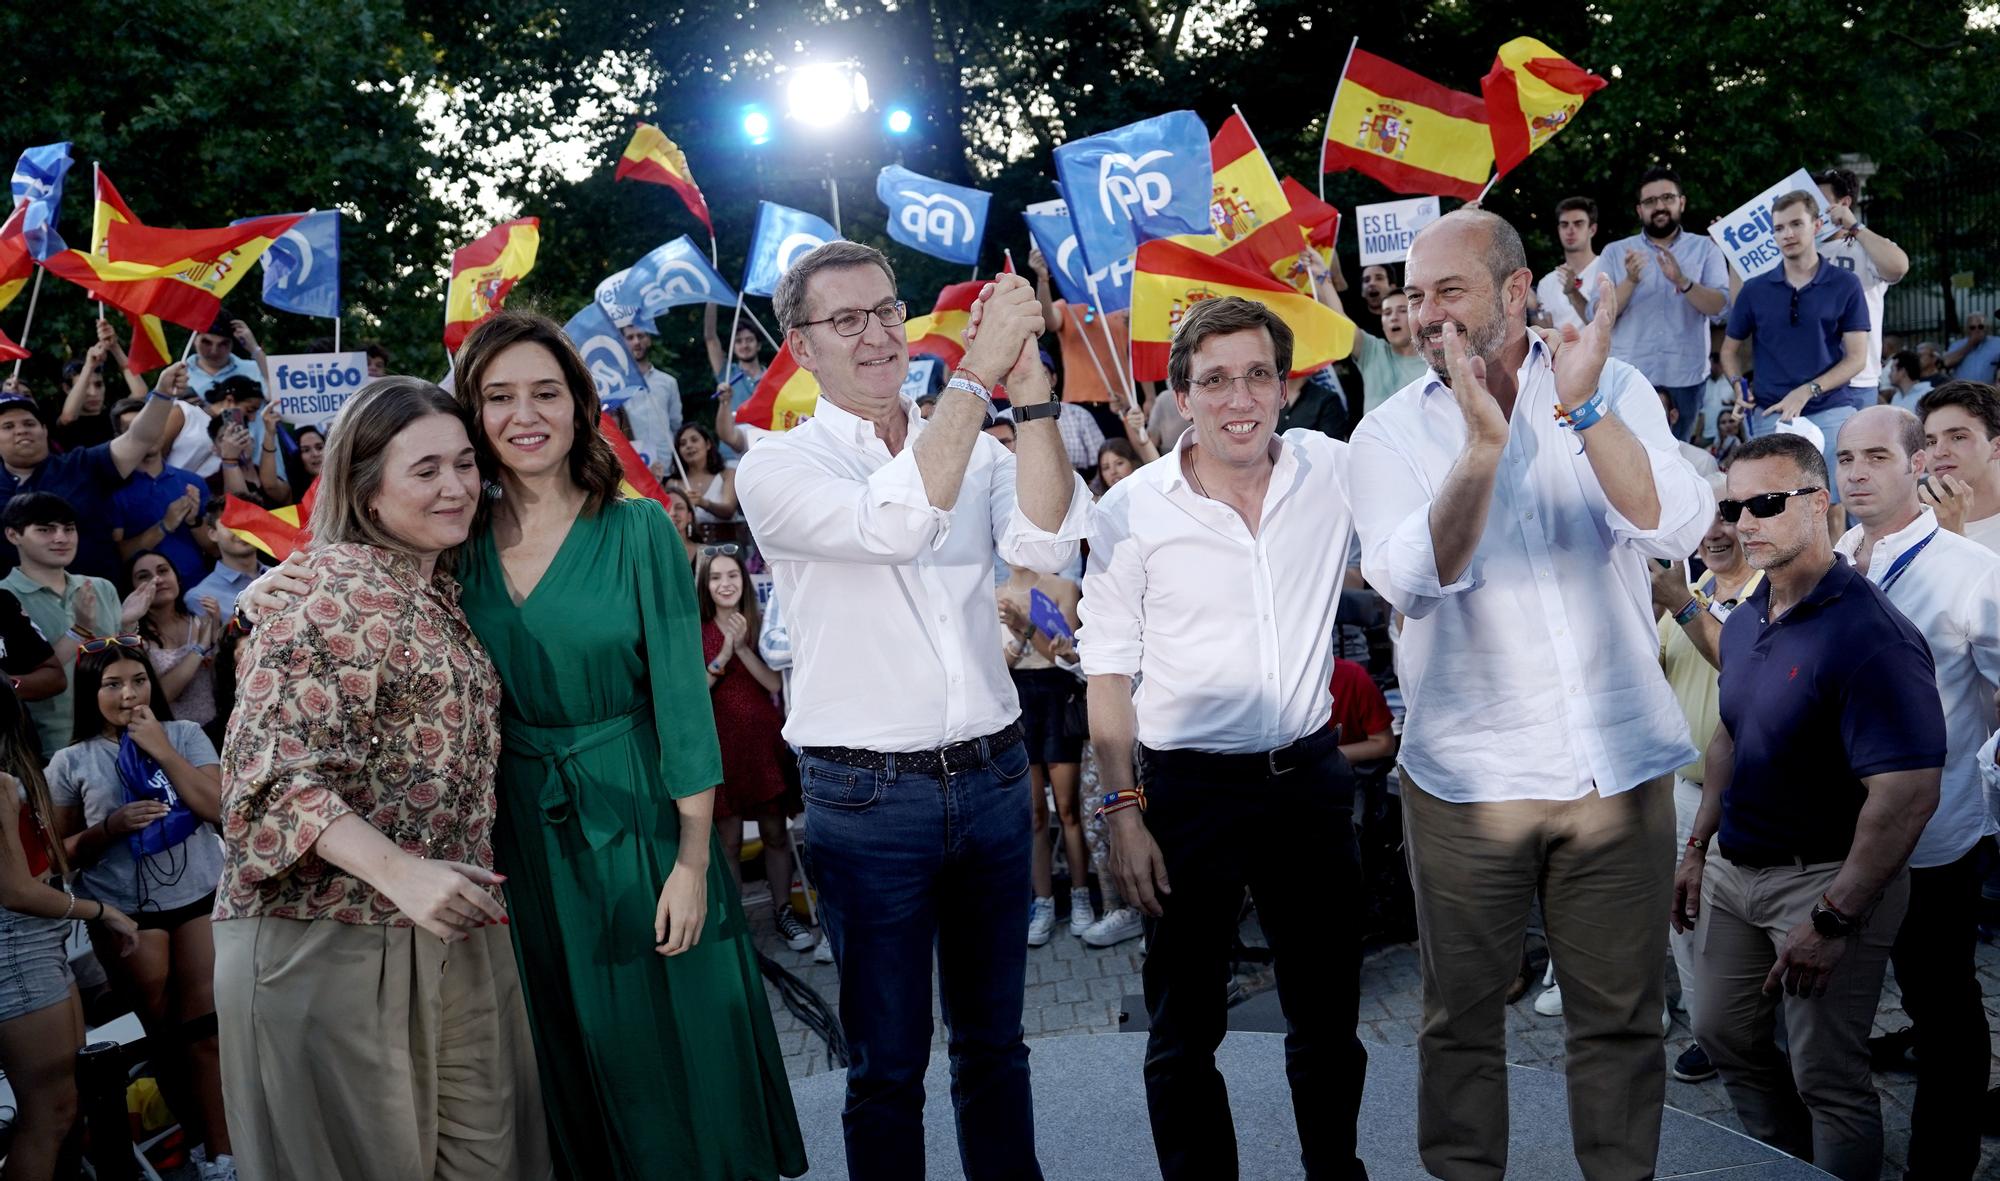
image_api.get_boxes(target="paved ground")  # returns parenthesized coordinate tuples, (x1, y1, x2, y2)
(751, 904, 2000, 1180)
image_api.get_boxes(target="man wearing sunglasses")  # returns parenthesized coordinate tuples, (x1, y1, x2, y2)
(1721, 190, 1871, 543)
(1348, 208, 1715, 1181)
(736, 241, 1090, 1181)
(1675, 430, 1945, 1181)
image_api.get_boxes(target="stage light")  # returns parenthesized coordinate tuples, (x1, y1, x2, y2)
(742, 108, 772, 144)
(786, 63, 870, 129)
(886, 108, 914, 135)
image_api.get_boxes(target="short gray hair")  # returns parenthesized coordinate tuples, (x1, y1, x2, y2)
(1413, 209, 1528, 289)
(773, 241, 898, 334)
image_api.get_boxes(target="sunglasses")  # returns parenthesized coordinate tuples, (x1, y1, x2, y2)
(79, 633, 145, 655)
(1717, 487, 1820, 523)
(701, 544, 741, 557)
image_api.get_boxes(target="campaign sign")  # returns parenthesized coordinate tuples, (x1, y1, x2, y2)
(1029, 588, 1073, 641)
(900, 356, 939, 402)
(267, 351, 370, 429)
(1356, 197, 1441, 266)
(1708, 167, 1838, 279)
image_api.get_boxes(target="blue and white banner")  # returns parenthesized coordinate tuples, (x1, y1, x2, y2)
(877, 166, 989, 266)
(614, 235, 736, 327)
(742, 202, 841, 298)
(595, 269, 648, 333)
(1051, 111, 1212, 275)
(249, 210, 340, 319)
(266, 351, 369, 429)
(1707, 167, 1839, 280)
(10, 142, 72, 260)
(562, 301, 649, 408)
(1022, 197, 1131, 315)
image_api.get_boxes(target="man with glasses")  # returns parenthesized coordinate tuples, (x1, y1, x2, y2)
(1721, 190, 1871, 542)
(1945, 313, 2000, 384)
(1674, 430, 1944, 1181)
(1084, 296, 1369, 1180)
(1590, 166, 1731, 442)
(736, 241, 1090, 1181)
(1349, 209, 1713, 1180)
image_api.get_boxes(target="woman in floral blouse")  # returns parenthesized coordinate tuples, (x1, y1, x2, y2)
(211, 378, 550, 1181)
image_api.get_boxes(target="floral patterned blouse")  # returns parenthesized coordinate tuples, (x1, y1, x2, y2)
(214, 543, 504, 925)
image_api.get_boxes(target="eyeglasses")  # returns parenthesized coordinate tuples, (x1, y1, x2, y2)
(1638, 193, 1681, 209)
(1717, 487, 1821, 523)
(797, 300, 908, 338)
(1190, 366, 1282, 396)
(701, 544, 741, 557)
(79, 633, 145, 655)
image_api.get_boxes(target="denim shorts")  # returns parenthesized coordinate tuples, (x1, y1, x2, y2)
(0, 906, 74, 1022)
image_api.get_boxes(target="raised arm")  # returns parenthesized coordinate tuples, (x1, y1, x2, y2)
(703, 302, 726, 377)
(912, 274, 1043, 511)
(1026, 247, 1064, 335)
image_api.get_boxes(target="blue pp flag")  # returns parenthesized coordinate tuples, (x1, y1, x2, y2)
(741, 201, 840, 298)
(877, 166, 989, 266)
(615, 235, 737, 324)
(250, 209, 340, 319)
(1022, 197, 1131, 315)
(595, 268, 651, 334)
(10, 142, 72, 260)
(562, 301, 649, 409)
(1051, 111, 1212, 275)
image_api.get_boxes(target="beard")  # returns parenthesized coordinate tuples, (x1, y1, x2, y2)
(1418, 306, 1509, 381)
(1643, 211, 1681, 240)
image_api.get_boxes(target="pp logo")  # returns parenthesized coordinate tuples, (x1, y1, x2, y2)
(269, 227, 316, 289)
(1056, 235, 1133, 293)
(1098, 150, 1175, 223)
(642, 260, 715, 311)
(578, 334, 633, 402)
(896, 190, 976, 246)
(777, 233, 827, 274)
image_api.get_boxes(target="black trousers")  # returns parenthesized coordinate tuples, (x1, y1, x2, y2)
(1137, 731, 1369, 1181)
(1890, 839, 1991, 1181)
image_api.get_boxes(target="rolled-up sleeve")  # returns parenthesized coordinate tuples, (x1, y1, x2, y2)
(218, 590, 374, 886)
(1345, 418, 1480, 621)
(737, 438, 951, 565)
(1601, 367, 1716, 558)
(988, 440, 1091, 574)
(1078, 484, 1146, 677)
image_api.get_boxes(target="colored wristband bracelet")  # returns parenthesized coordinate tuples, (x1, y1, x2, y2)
(1674, 598, 1702, 626)
(1553, 387, 1609, 433)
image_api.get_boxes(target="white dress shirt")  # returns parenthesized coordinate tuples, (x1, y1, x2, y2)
(1080, 429, 1354, 754)
(737, 394, 1091, 751)
(1535, 259, 1600, 333)
(1836, 506, 2000, 867)
(1345, 336, 1714, 803)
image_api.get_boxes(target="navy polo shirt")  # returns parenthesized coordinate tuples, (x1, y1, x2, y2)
(1725, 259, 1869, 416)
(112, 464, 210, 589)
(0, 443, 127, 582)
(1715, 557, 1945, 865)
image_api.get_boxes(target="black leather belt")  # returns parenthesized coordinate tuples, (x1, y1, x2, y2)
(1140, 724, 1339, 780)
(1717, 843, 1844, 869)
(802, 722, 1024, 777)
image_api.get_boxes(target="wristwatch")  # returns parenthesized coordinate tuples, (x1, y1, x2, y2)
(1013, 401, 1062, 423)
(1808, 381, 1823, 398)
(1810, 896, 1858, 938)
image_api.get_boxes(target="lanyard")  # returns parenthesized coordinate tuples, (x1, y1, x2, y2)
(1877, 527, 1939, 594)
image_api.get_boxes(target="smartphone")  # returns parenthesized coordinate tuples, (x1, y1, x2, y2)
(221, 408, 243, 429)
(1919, 473, 1935, 497)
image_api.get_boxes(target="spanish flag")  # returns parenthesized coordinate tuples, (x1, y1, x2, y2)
(1281, 178, 1342, 261)
(91, 172, 139, 255)
(1130, 240, 1355, 383)
(85, 172, 172, 373)
(614, 123, 714, 236)
(443, 218, 540, 352)
(1169, 113, 1305, 287)
(32, 173, 174, 372)
(735, 343, 819, 433)
(0, 203, 33, 313)
(98, 213, 304, 331)
(902, 280, 982, 369)
(0, 328, 26, 363)
(1322, 47, 1493, 202)
(598, 412, 670, 506)
(1481, 37, 1607, 178)
(222, 492, 313, 562)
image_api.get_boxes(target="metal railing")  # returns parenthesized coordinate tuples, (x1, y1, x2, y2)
(1868, 154, 2000, 341)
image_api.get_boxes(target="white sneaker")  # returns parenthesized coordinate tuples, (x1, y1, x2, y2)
(1027, 897, 1056, 946)
(812, 933, 834, 964)
(1082, 906, 1144, 948)
(1068, 888, 1096, 937)
(1534, 982, 1564, 1017)
(200, 1154, 238, 1181)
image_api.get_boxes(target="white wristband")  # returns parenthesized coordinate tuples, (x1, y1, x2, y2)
(946, 374, 992, 403)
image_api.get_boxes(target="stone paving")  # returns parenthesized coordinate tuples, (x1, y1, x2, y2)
(752, 904, 2000, 1180)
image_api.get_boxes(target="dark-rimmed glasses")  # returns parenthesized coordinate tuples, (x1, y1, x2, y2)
(1718, 487, 1820, 523)
(797, 301, 908, 337)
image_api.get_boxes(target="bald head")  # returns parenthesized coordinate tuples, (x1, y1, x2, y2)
(1838, 404, 1926, 463)
(1835, 404, 1927, 525)
(1405, 210, 1534, 374)
(1410, 210, 1528, 290)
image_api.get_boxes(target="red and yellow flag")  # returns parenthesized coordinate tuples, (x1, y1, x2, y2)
(614, 122, 713, 236)
(0, 327, 27, 362)
(33, 173, 172, 372)
(0, 203, 34, 313)
(98, 213, 304, 331)
(598, 411, 670, 506)
(1481, 37, 1607, 178)
(1169, 113, 1305, 288)
(1281, 178, 1342, 259)
(902, 280, 983, 369)
(91, 172, 138, 255)
(735, 343, 819, 433)
(1322, 47, 1493, 201)
(1130, 240, 1355, 383)
(222, 495, 308, 562)
(443, 218, 540, 352)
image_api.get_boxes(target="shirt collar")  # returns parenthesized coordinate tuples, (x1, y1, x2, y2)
(1156, 426, 1298, 495)
(811, 393, 920, 451)
(1835, 505, 1938, 566)
(1751, 554, 1858, 617)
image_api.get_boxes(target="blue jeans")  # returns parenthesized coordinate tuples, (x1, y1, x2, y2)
(1659, 381, 1704, 442)
(1742, 398, 1860, 502)
(798, 735, 1043, 1181)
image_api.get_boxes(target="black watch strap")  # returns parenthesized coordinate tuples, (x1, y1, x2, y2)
(1012, 401, 1062, 423)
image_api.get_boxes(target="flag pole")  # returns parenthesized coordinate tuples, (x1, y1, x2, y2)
(182, 330, 198, 362)
(1083, 270, 1130, 397)
(708, 232, 720, 270)
(1070, 310, 1122, 412)
(1320, 36, 1360, 204)
(740, 304, 783, 352)
(718, 294, 747, 396)
(1472, 171, 1500, 205)
(334, 318, 341, 354)
(7, 270, 44, 382)
(91, 161, 106, 322)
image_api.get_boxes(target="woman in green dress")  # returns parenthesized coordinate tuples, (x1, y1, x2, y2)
(243, 312, 805, 1180)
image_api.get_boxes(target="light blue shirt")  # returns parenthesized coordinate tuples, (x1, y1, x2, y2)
(1589, 231, 1731, 390)
(185, 354, 263, 398)
(1947, 335, 2000, 384)
(183, 563, 259, 621)
(1890, 379, 1934, 413)
(623, 367, 682, 471)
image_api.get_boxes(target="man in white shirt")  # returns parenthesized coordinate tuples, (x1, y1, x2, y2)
(619, 323, 683, 470)
(1816, 168, 1909, 403)
(1534, 196, 1601, 333)
(1832, 406, 2000, 1181)
(1919, 380, 2000, 551)
(1346, 209, 1713, 1180)
(1885, 349, 1932, 412)
(1083, 296, 1368, 1181)
(736, 241, 1089, 1181)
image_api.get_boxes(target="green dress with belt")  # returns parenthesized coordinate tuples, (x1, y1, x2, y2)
(459, 496, 806, 1180)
